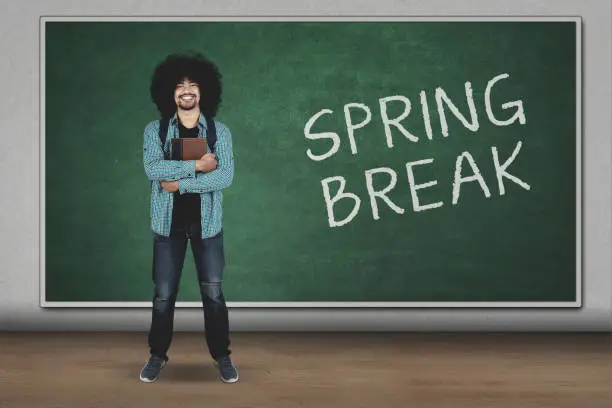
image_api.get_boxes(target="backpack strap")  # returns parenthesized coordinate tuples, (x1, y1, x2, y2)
(206, 116, 217, 153)
(158, 116, 170, 159)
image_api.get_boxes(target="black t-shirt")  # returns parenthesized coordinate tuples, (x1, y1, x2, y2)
(172, 122, 202, 226)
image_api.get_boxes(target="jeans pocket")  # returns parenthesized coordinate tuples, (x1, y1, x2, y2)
(153, 232, 171, 242)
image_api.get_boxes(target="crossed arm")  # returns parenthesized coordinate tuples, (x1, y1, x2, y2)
(143, 120, 235, 194)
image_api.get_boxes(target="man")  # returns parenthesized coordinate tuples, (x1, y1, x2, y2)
(140, 53, 238, 384)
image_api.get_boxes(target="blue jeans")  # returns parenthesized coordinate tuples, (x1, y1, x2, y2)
(147, 220, 231, 361)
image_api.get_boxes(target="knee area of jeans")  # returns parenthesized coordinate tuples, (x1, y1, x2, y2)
(153, 296, 175, 312)
(199, 282, 223, 302)
(155, 282, 175, 299)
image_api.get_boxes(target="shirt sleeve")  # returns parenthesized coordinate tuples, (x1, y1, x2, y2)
(143, 120, 196, 181)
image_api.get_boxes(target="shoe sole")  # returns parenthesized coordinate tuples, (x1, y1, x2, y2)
(139, 361, 166, 383)
(220, 375, 239, 384)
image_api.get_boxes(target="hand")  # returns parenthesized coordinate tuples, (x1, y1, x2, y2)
(195, 153, 218, 172)
(160, 180, 179, 193)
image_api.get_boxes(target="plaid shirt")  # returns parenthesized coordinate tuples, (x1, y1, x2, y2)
(143, 112, 234, 238)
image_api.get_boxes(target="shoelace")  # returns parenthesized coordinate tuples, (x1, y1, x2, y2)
(145, 357, 164, 370)
(218, 357, 234, 370)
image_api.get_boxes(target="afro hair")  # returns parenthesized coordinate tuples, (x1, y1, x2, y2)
(149, 52, 222, 119)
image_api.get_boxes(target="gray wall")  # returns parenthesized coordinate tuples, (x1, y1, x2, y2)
(1, 0, 610, 331)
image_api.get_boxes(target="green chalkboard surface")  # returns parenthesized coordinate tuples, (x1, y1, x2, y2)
(43, 20, 579, 305)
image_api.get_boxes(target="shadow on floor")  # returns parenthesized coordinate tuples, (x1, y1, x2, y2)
(160, 362, 220, 382)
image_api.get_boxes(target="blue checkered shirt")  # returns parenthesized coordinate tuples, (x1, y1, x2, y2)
(143, 112, 234, 238)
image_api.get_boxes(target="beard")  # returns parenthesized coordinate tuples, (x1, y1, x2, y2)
(177, 94, 198, 110)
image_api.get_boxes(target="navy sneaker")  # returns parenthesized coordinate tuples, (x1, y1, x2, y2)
(139, 355, 166, 383)
(214, 355, 239, 383)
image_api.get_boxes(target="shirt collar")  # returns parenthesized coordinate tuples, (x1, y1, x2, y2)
(170, 111, 207, 130)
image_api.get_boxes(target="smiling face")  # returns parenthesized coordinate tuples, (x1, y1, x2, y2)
(174, 77, 200, 111)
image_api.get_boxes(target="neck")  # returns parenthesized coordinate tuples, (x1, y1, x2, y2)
(177, 108, 200, 128)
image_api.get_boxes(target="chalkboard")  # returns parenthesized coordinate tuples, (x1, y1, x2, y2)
(42, 20, 580, 306)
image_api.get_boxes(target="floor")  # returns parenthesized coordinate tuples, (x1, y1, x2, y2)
(1, 332, 612, 408)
